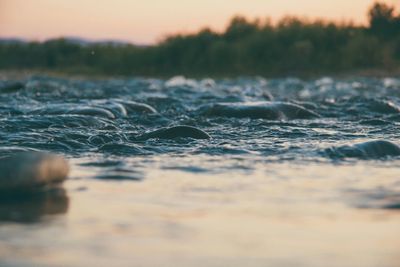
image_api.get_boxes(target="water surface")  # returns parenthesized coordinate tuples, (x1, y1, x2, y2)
(0, 75, 400, 267)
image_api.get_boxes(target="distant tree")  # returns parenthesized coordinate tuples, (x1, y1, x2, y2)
(368, 2, 400, 39)
(1, 9, 400, 76)
(224, 16, 259, 41)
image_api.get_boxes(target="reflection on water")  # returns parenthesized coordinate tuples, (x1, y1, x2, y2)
(0, 187, 69, 223)
(0, 161, 399, 267)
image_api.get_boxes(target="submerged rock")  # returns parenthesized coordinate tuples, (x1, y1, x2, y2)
(368, 100, 400, 114)
(67, 107, 116, 119)
(135, 125, 211, 140)
(199, 101, 320, 120)
(30, 100, 157, 119)
(31, 105, 116, 119)
(0, 81, 25, 94)
(115, 100, 157, 115)
(0, 152, 69, 191)
(91, 100, 128, 118)
(325, 140, 400, 159)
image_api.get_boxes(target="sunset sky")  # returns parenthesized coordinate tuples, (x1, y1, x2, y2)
(0, 0, 398, 44)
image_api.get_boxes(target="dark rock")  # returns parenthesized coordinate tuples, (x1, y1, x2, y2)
(199, 101, 320, 120)
(135, 125, 211, 140)
(325, 140, 400, 159)
(0, 81, 25, 94)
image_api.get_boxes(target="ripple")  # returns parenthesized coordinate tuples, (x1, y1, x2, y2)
(0, 76, 399, 162)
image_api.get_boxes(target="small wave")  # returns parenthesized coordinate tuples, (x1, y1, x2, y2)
(325, 140, 400, 159)
(97, 143, 148, 155)
(94, 173, 143, 181)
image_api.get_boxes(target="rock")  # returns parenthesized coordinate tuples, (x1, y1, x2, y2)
(199, 101, 320, 120)
(0, 152, 69, 191)
(31, 105, 116, 119)
(0, 81, 25, 94)
(325, 140, 400, 159)
(67, 107, 116, 119)
(135, 125, 211, 140)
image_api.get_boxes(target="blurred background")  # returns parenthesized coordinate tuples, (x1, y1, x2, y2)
(0, 0, 399, 76)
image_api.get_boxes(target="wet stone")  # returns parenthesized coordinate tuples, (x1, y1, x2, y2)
(0, 152, 69, 192)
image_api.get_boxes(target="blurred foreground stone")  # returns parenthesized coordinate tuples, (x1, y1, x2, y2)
(0, 152, 69, 192)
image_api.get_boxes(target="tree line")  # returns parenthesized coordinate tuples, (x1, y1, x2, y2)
(1, 2, 399, 77)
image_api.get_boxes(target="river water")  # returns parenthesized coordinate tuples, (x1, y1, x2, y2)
(0, 75, 399, 267)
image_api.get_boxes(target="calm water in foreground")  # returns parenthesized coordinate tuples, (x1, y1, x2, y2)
(0, 75, 400, 267)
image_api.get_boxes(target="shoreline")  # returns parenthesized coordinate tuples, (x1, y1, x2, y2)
(1, 68, 400, 81)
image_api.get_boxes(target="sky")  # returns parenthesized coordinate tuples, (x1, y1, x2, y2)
(0, 0, 398, 44)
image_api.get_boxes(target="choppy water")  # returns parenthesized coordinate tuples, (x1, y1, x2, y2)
(0, 75, 400, 267)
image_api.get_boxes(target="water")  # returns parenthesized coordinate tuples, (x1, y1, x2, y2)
(0, 74, 400, 267)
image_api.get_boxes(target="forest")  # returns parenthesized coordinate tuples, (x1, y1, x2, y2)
(1, 2, 399, 77)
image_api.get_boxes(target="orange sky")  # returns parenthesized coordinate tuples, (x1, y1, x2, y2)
(0, 0, 398, 44)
